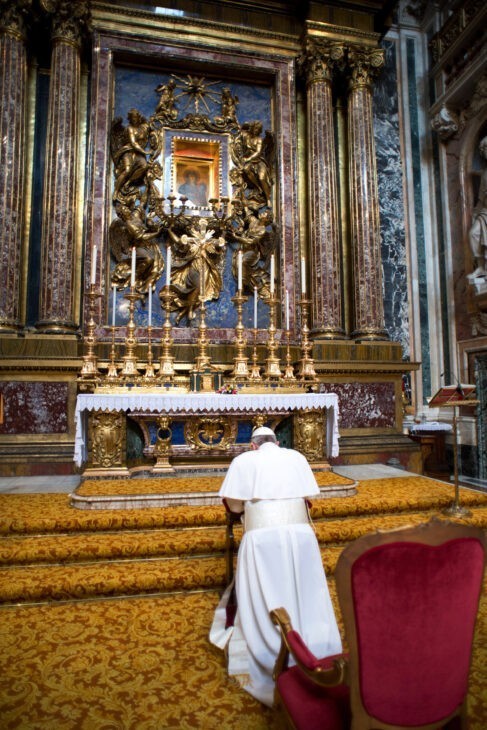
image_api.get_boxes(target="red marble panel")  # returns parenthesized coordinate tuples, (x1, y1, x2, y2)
(0, 382, 69, 434)
(320, 381, 395, 428)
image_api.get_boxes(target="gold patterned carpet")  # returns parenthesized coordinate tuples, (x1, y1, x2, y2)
(0, 475, 485, 727)
(0, 587, 485, 729)
(75, 470, 356, 496)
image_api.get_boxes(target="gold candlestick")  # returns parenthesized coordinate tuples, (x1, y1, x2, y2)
(80, 284, 102, 378)
(282, 329, 296, 380)
(231, 290, 249, 379)
(120, 289, 140, 377)
(159, 286, 175, 380)
(106, 325, 118, 380)
(144, 325, 156, 379)
(264, 294, 282, 379)
(297, 297, 316, 380)
(249, 328, 262, 380)
(194, 297, 211, 371)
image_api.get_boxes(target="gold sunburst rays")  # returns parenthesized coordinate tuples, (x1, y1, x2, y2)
(171, 74, 222, 115)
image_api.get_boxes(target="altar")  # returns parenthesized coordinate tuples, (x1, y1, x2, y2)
(74, 391, 340, 476)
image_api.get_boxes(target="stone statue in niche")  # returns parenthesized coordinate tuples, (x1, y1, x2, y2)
(166, 217, 226, 324)
(468, 135, 487, 281)
(109, 204, 164, 293)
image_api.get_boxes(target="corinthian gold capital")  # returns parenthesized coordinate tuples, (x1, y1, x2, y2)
(347, 46, 385, 90)
(298, 39, 345, 85)
(0, 0, 32, 40)
(41, 0, 91, 46)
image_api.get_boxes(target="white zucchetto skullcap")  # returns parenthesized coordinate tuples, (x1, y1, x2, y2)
(251, 426, 276, 438)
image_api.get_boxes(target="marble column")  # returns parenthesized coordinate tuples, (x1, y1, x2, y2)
(347, 46, 388, 340)
(36, 0, 90, 333)
(0, 1, 31, 332)
(299, 39, 345, 339)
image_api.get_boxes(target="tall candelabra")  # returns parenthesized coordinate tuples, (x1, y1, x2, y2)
(264, 294, 282, 379)
(231, 290, 249, 379)
(80, 284, 102, 378)
(296, 297, 316, 379)
(159, 285, 175, 380)
(120, 288, 140, 377)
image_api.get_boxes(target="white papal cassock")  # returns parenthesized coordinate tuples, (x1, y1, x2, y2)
(209, 442, 342, 707)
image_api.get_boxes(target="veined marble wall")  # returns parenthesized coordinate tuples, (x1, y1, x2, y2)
(373, 39, 409, 358)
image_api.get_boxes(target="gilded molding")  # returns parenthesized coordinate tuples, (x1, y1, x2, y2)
(92, 2, 299, 55)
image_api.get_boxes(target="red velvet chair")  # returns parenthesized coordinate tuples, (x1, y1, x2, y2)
(271, 519, 485, 730)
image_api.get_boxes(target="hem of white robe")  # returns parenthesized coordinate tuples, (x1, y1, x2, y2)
(209, 584, 274, 708)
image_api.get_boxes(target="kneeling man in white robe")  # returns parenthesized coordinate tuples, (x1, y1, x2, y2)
(209, 426, 342, 707)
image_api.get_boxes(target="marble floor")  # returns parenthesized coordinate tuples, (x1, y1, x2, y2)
(0, 464, 416, 495)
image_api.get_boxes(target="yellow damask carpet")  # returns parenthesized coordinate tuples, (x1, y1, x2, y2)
(0, 475, 486, 727)
(75, 469, 355, 496)
(0, 587, 485, 729)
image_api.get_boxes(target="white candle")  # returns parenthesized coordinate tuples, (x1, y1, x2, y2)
(254, 286, 258, 328)
(166, 247, 172, 286)
(131, 247, 136, 288)
(148, 286, 152, 327)
(301, 256, 306, 295)
(270, 254, 275, 295)
(90, 245, 97, 285)
(286, 289, 289, 330)
(237, 250, 243, 292)
(111, 284, 116, 327)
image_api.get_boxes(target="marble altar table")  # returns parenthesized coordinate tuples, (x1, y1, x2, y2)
(74, 392, 340, 476)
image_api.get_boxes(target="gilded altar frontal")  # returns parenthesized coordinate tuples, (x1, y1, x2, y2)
(0, 1, 486, 481)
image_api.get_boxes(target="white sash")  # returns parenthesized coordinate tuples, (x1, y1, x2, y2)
(244, 498, 309, 532)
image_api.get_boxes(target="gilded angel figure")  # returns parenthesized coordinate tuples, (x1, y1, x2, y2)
(167, 218, 226, 324)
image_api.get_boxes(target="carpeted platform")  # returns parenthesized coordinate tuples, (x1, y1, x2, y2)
(75, 470, 356, 496)
(71, 471, 358, 509)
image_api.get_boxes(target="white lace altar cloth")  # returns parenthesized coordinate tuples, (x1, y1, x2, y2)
(74, 392, 340, 466)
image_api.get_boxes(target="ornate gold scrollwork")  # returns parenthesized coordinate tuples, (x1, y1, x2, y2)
(108, 74, 277, 324)
(184, 416, 238, 451)
(293, 410, 325, 462)
(88, 410, 126, 469)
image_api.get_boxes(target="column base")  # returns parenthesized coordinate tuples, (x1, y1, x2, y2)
(36, 320, 79, 335)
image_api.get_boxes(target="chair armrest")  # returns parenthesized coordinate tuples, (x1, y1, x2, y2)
(271, 607, 347, 687)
